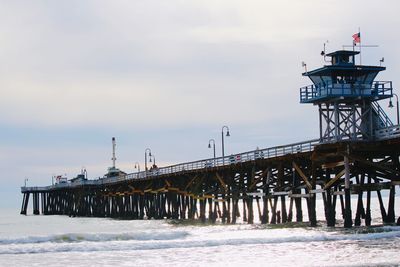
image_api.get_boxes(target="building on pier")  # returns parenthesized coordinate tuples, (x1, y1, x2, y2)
(300, 50, 393, 142)
(20, 41, 400, 228)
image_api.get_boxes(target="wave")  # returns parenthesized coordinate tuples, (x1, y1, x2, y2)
(0, 230, 189, 245)
(1, 226, 399, 255)
(0, 227, 400, 255)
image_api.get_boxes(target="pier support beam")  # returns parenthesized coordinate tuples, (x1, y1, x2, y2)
(261, 170, 270, 224)
(308, 163, 317, 227)
(386, 185, 396, 223)
(354, 175, 365, 226)
(33, 193, 40, 215)
(344, 155, 352, 228)
(324, 170, 336, 227)
(20, 193, 30, 215)
(365, 174, 372, 226)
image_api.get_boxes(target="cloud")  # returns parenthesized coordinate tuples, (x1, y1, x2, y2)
(1, 0, 400, 207)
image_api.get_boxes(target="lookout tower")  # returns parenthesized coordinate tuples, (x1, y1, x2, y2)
(300, 49, 394, 142)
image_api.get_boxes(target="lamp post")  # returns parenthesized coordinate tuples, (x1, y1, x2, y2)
(144, 148, 152, 172)
(221, 126, 230, 164)
(134, 162, 141, 172)
(149, 154, 156, 165)
(389, 93, 399, 125)
(24, 178, 28, 187)
(208, 139, 216, 160)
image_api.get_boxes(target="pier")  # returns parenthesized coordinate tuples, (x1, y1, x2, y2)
(21, 48, 400, 228)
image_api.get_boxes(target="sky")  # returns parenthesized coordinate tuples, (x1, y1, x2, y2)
(1, 0, 400, 208)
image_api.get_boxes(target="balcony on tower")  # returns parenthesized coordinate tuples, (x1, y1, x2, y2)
(300, 50, 392, 104)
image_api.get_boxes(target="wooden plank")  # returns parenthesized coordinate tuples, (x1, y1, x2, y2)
(167, 187, 180, 191)
(310, 189, 325, 194)
(332, 191, 345, 196)
(321, 161, 345, 169)
(184, 175, 199, 191)
(347, 154, 398, 176)
(128, 185, 135, 190)
(156, 187, 167, 192)
(293, 162, 312, 190)
(249, 170, 267, 190)
(246, 192, 266, 197)
(324, 169, 345, 190)
(133, 189, 143, 194)
(289, 193, 311, 198)
(215, 173, 228, 192)
(351, 182, 391, 192)
(272, 191, 289, 196)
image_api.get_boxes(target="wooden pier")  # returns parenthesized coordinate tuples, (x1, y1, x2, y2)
(20, 48, 400, 228)
(21, 135, 400, 227)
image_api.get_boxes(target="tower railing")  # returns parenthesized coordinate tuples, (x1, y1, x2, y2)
(300, 81, 392, 103)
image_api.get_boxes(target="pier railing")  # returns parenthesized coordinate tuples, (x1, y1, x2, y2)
(22, 123, 400, 193)
(375, 124, 400, 140)
(21, 138, 320, 192)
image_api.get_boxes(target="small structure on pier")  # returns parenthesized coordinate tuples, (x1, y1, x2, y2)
(300, 50, 393, 142)
(69, 169, 87, 184)
(105, 137, 126, 178)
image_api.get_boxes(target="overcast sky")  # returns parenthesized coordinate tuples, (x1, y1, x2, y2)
(1, 0, 400, 208)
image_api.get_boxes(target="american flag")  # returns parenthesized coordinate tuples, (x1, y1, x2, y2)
(352, 32, 361, 44)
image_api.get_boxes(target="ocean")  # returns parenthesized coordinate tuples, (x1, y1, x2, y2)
(1, 196, 400, 267)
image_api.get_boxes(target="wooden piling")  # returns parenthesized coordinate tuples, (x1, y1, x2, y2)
(344, 155, 352, 228)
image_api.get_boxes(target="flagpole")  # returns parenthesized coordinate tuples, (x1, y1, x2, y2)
(359, 27, 362, 65)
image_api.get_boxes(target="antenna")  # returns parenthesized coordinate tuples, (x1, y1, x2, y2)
(111, 137, 116, 168)
(380, 57, 384, 66)
(302, 61, 307, 73)
(81, 167, 87, 178)
(321, 40, 331, 63)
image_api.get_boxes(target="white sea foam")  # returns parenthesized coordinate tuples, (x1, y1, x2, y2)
(1, 203, 400, 267)
(0, 230, 189, 245)
(1, 226, 399, 255)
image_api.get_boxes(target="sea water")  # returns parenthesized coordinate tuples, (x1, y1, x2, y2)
(1, 197, 400, 267)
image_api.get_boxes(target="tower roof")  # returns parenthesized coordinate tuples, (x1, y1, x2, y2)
(302, 65, 385, 77)
(325, 50, 359, 57)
